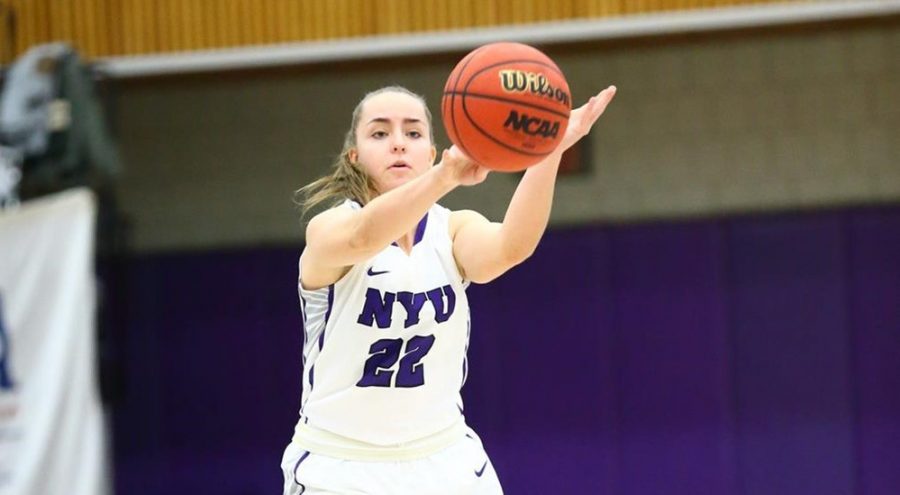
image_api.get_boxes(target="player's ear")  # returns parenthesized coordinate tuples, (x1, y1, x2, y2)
(348, 148, 358, 164)
(430, 145, 436, 164)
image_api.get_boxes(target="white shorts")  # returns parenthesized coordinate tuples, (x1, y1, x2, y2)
(280, 432, 503, 495)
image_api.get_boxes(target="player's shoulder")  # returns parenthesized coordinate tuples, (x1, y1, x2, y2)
(448, 208, 484, 220)
(448, 209, 489, 239)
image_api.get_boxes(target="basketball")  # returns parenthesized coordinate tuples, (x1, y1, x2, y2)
(441, 42, 571, 172)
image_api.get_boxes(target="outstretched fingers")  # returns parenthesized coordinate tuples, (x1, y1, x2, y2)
(585, 85, 616, 126)
(568, 85, 617, 138)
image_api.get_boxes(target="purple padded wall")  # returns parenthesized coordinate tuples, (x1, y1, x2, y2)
(850, 211, 900, 495)
(727, 214, 854, 495)
(610, 224, 734, 495)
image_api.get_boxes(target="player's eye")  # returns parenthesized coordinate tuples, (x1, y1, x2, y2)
(371, 130, 388, 139)
(407, 130, 423, 139)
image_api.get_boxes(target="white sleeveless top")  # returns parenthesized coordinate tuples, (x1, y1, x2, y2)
(294, 200, 471, 447)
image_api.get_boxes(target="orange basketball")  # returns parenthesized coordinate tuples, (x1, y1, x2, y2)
(441, 42, 571, 172)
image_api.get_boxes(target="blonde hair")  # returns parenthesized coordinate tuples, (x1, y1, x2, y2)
(296, 86, 434, 216)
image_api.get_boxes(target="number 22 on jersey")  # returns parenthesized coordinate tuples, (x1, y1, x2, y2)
(356, 335, 435, 388)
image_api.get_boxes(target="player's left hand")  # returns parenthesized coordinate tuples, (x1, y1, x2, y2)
(558, 85, 617, 153)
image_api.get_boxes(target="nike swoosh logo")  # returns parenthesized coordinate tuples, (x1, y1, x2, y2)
(475, 460, 487, 477)
(367, 267, 389, 276)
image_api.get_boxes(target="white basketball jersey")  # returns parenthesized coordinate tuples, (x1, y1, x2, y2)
(295, 201, 471, 446)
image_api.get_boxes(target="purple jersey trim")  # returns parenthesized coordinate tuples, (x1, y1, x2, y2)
(319, 284, 334, 350)
(298, 293, 307, 367)
(391, 213, 428, 247)
(308, 284, 334, 392)
(299, 291, 307, 320)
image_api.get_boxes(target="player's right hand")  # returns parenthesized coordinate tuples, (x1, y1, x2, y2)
(437, 145, 490, 187)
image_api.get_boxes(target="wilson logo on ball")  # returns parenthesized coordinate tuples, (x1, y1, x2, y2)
(503, 110, 560, 139)
(498, 70, 570, 106)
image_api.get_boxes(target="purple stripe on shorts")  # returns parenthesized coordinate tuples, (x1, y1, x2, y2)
(293, 450, 311, 491)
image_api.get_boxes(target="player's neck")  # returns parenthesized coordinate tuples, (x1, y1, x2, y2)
(395, 230, 416, 255)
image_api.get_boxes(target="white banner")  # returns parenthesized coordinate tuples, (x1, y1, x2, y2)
(0, 188, 108, 495)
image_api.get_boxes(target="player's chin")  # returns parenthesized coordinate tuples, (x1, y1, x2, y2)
(387, 167, 420, 181)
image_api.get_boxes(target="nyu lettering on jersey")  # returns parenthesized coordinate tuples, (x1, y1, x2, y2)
(296, 201, 470, 446)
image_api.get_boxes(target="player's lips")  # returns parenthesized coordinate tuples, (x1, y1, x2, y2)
(389, 161, 410, 170)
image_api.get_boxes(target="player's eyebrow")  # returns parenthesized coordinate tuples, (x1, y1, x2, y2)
(367, 117, 423, 125)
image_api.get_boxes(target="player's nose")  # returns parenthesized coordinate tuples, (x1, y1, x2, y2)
(390, 135, 407, 153)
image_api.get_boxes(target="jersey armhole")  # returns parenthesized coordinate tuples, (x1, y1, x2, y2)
(435, 204, 470, 290)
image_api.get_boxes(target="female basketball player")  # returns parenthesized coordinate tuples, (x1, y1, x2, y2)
(283, 84, 616, 494)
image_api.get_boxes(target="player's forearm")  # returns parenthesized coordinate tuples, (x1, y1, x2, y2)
(352, 166, 457, 250)
(497, 151, 562, 262)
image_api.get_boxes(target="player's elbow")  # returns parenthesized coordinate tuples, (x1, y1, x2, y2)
(495, 226, 540, 267)
(503, 241, 536, 267)
(468, 249, 530, 284)
(467, 269, 504, 285)
(347, 226, 373, 252)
